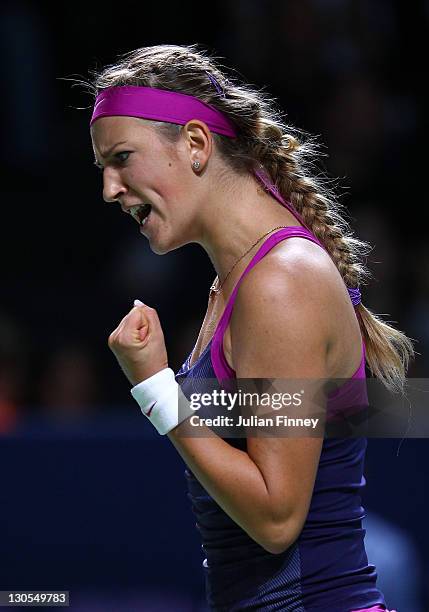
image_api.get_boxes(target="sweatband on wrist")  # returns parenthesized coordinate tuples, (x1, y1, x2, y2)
(130, 368, 190, 435)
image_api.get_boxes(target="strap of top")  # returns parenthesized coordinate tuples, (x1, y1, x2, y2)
(253, 168, 361, 308)
(210, 227, 326, 382)
(210, 226, 365, 383)
(209, 171, 365, 396)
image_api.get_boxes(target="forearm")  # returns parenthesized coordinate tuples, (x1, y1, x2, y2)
(130, 367, 290, 552)
(167, 416, 284, 553)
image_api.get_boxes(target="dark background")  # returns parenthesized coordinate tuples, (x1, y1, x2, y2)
(0, 1, 427, 610)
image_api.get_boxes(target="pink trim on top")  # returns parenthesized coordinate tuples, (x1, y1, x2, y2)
(211, 227, 320, 382)
(210, 226, 366, 385)
(253, 167, 309, 228)
(351, 607, 394, 612)
(209, 170, 363, 385)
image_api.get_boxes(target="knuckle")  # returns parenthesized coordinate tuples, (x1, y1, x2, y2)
(108, 329, 124, 347)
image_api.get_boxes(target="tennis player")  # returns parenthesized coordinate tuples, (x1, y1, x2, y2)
(89, 44, 413, 611)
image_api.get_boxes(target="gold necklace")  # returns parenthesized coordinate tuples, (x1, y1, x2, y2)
(209, 226, 290, 295)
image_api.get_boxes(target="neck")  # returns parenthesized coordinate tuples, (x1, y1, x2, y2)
(193, 171, 302, 292)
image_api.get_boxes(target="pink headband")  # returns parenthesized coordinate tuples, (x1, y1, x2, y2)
(90, 85, 238, 138)
(89, 84, 360, 305)
(90, 85, 306, 238)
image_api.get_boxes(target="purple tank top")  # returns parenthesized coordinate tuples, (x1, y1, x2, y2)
(175, 227, 390, 611)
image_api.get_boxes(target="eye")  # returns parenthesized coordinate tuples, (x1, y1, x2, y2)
(93, 151, 131, 173)
(115, 151, 131, 164)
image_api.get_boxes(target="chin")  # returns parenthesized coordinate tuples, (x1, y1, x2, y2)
(150, 244, 171, 255)
(148, 236, 182, 255)
(145, 222, 190, 255)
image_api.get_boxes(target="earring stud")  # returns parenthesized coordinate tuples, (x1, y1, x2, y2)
(192, 160, 201, 170)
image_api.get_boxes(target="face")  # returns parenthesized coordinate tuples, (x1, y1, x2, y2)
(91, 116, 203, 254)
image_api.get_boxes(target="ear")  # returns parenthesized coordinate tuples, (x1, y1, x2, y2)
(182, 119, 213, 170)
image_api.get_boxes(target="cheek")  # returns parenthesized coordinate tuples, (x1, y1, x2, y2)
(128, 150, 190, 207)
(125, 159, 161, 192)
(150, 162, 189, 202)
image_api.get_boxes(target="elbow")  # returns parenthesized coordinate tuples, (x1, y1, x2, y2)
(262, 540, 289, 555)
(259, 518, 298, 555)
(262, 536, 291, 556)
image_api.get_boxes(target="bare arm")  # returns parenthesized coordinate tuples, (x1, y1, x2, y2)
(168, 253, 332, 553)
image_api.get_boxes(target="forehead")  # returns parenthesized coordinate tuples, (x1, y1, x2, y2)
(91, 116, 159, 155)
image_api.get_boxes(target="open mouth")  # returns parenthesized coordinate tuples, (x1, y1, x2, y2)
(128, 203, 152, 226)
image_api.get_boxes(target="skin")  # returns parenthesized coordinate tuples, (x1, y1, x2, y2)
(91, 116, 363, 553)
(91, 116, 303, 277)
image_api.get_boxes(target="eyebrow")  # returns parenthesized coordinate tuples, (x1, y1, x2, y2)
(94, 140, 128, 167)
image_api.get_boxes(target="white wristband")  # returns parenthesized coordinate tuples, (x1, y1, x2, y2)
(130, 368, 190, 435)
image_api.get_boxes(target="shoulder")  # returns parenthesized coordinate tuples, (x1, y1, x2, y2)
(239, 236, 340, 310)
(229, 237, 342, 379)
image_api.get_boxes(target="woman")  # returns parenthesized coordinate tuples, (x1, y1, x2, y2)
(88, 44, 412, 611)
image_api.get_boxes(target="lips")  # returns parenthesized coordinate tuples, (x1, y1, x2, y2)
(137, 203, 152, 223)
(139, 211, 151, 232)
(127, 203, 152, 225)
(140, 209, 151, 228)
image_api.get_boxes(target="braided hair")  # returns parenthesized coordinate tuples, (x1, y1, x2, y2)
(85, 43, 414, 392)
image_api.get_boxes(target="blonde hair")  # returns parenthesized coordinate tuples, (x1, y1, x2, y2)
(84, 43, 415, 392)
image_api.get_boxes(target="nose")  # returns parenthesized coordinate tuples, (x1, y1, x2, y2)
(102, 167, 127, 204)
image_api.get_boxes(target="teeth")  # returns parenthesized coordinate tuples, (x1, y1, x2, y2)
(128, 204, 151, 225)
(138, 203, 152, 224)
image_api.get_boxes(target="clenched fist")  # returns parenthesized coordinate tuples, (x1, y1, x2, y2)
(108, 299, 169, 386)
